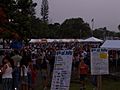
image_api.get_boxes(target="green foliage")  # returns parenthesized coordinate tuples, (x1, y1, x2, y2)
(93, 27, 116, 40)
(48, 23, 61, 38)
(60, 18, 92, 38)
(0, 0, 37, 39)
(30, 18, 49, 38)
(0, 0, 119, 39)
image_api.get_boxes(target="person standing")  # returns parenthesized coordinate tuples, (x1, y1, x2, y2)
(40, 57, 49, 90)
(11, 50, 22, 67)
(1, 56, 14, 90)
(0, 50, 4, 84)
(11, 50, 22, 90)
(78, 58, 89, 90)
(20, 57, 32, 90)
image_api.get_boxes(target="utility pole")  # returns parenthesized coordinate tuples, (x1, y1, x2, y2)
(91, 18, 94, 36)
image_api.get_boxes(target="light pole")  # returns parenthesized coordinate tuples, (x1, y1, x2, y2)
(91, 18, 94, 36)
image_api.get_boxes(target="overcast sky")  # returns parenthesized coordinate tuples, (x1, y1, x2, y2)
(34, 0, 120, 32)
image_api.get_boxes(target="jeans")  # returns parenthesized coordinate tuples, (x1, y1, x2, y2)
(2, 78, 13, 90)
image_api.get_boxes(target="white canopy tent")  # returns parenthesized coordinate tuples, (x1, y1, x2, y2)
(29, 39, 40, 43)
(101, 40, 120, 73)
(30, 39, 84, 43)
(47, 39, 55, 42)
(101, 40, 120, 49)
(83, 37, 103, 42)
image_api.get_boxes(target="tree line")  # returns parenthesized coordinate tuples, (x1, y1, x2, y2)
(0, 0, 120, 40)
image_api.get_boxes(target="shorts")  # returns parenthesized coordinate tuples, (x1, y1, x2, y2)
(2, 78, 13, 90)
(21, 76, 28, 85)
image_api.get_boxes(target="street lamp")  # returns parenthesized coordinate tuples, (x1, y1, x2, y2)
(91, 18, 94, 36)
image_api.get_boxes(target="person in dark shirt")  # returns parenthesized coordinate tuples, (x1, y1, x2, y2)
(40, 57, 49, 90)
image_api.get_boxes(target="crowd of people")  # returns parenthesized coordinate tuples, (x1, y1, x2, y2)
(0, 42, 95, 90)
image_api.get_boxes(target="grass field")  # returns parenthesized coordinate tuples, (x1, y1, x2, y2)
(35, 76, 120, 90)
(0, 76, 120, 90)
(70, 78, 120, 90)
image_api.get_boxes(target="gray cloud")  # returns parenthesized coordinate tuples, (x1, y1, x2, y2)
(34, 0, 120, 32)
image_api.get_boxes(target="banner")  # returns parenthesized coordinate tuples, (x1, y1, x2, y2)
(51, 50, 73, 90)
(91, 48, 109, 75)
(10, 40, 23, 49)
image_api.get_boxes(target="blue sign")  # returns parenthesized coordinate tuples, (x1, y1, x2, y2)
(10, 40, 23, 49)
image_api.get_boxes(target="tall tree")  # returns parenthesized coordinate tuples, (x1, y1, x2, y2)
(0, 0, 37, 40)
(0, 0, 17, 38)
(41, 0, 49, 23)
(93, 27, 116, 39)
(15, 0, 36, 38)
(60, 18, 92, 39)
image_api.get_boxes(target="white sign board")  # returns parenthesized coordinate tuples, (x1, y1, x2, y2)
(51, 50, 73, 90)
(91, 48, 109, 75)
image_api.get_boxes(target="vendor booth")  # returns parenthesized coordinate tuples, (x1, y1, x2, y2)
(83, 37, 103, 42)
(101, 40, 120, 73)
(81, 37, 103, 49)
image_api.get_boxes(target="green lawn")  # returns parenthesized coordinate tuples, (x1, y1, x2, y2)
(102, 78, 120, 90)
(70, 78, 120, 90)
(35, 77, 120, 90)
(1, 75, 119, 90)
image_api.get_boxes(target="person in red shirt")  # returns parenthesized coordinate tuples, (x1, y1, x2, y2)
(78, 57, 89, 90)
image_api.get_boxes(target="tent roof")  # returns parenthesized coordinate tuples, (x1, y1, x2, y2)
(29, 39, 40, 43)
(47, 39, 55, 42)
(101, 40, 120, 49)
(83, 37, 103, 42)
(30, 39, 84, 43)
